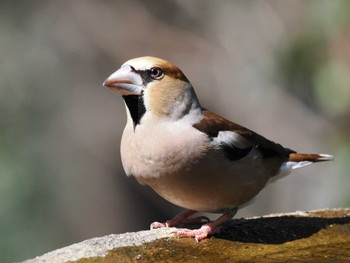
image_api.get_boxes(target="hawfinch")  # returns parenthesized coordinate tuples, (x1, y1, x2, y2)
(103, 56, 333, 241)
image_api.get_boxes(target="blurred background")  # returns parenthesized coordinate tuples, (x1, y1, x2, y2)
(1, 0, 350, 262)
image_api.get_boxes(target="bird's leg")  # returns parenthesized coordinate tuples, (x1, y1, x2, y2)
(150, 210, 210, 229)
(175, 207, 238, 242)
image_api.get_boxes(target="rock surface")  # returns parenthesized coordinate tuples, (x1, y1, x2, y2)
(23, 209, 350, 263)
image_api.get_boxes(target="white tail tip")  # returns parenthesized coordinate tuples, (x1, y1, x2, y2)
(316, 154, 334, 161)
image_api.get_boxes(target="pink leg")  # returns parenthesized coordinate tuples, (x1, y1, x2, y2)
(175, 208, 238, 242)
(151, 210, 210, 229)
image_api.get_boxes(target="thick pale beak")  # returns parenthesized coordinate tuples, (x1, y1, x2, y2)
(103, 65, 144, 96)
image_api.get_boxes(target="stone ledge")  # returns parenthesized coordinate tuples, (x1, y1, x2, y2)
(23, 208, 350, 263)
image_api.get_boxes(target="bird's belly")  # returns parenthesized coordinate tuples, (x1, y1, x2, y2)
(137, 149, 271, 212)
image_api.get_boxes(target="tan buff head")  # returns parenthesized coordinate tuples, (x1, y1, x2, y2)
(103, 56, 201, 120)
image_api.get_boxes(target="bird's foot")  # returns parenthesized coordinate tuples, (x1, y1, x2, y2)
(174, 209, 237, 241)
(150, 210, 209, 229)
(175, 224, 219, 242)
(151, 208, 237, 241)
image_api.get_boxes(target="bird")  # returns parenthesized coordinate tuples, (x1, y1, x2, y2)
(103, 56, 333, 241)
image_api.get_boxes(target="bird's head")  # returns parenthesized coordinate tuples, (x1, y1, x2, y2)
(103, 56, 201, 126)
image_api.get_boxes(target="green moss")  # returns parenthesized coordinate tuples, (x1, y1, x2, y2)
(74, 223, 350, 262)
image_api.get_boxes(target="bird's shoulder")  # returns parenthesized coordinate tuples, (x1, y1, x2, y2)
(193, 109, 295, 161)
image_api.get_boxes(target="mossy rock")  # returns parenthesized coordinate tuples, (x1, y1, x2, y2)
(23, 209, 350, 263)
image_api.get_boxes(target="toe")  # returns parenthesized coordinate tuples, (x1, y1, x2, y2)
(150, 221, 166, 229)
(175, 225, 212, 241)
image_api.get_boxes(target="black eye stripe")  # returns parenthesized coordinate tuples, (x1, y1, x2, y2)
(133, 68, 164, 86)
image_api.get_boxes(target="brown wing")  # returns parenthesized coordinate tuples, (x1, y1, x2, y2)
(193, 109, 295, 161)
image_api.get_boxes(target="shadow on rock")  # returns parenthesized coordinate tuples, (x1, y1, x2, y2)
(215, 215, 350, 244)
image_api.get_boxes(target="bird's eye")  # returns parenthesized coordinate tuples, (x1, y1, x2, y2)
(149, 67, 163, 79)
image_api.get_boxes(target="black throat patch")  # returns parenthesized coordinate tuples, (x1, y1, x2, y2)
(123, 95, 146, 127)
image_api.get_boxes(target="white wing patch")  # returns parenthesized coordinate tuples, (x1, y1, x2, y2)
(212, 131, 252, 148)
